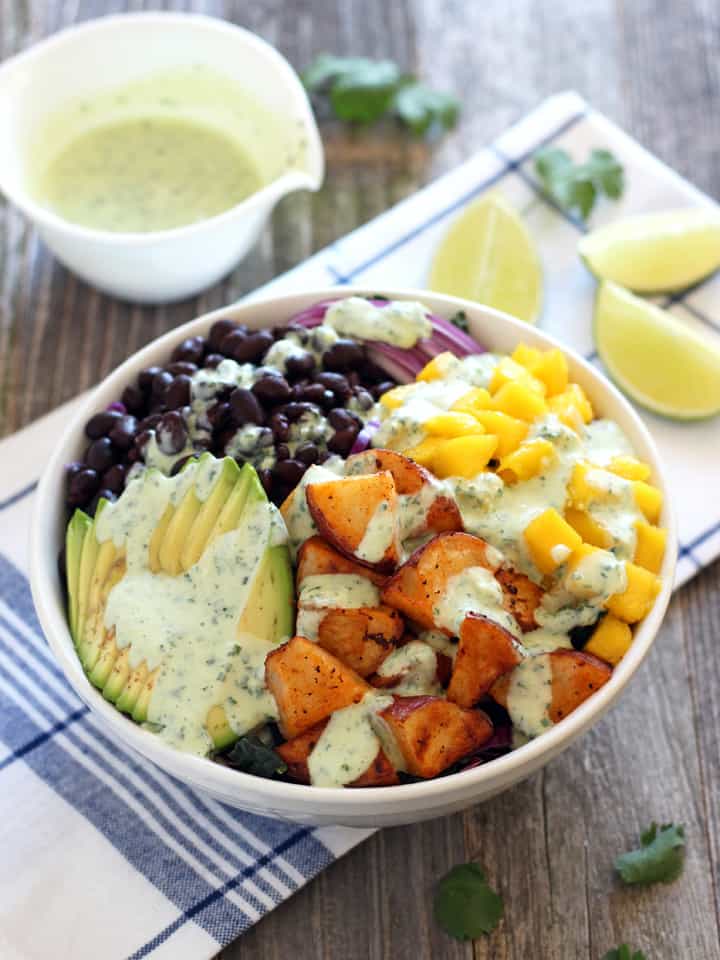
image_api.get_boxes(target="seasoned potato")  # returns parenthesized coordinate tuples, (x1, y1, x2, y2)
(265, 636, 369, 738)
(277, 721, 399, 786)
(447, 614, 523, 707)
(296, 536, 387, 587)
(491, 649, 612, 723)
(376, 695, 493, 778)
(306, 472, 400, 573)
(494, 568, 543, 632)
(317, 605, 403, 676)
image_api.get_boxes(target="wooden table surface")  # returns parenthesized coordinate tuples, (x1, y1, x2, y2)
(2, 2, 719, 958)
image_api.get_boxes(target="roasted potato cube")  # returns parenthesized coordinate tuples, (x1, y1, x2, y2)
(376, 695, 493, 777)
(350, 750, 400, 787)
(306, 472, 400, 573)
(447, 614, 523, 707)
(265, 636, 369, 738)
(317, 606, 403, 676)
(296, 536, 387, 587)
(277, 722, 399, 786)
(494, 568, 543, 632)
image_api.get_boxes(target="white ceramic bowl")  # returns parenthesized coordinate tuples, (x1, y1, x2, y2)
(0, 14, 323, 302)
(30, 288, 677, 827)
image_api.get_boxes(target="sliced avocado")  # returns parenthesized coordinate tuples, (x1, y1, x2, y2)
(236, 545, 294, 643)
(116, 660, 150, 715)
(181, 456, 240, 570)
(159, 485, 202, 575)
(207, 462, 257, 545)
(65, 510, 92, 641)
(102, 646, 132, 703)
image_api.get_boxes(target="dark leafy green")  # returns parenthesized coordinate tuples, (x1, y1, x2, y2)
(220, 735, 287, 779)
(302, 54, 459, 136)
(533, 146, 624, 221)
(602, 946, 647, 960)
(434, 863, 503, 940)
(615, 822, 686, 886)
(448, 309, 470, 333)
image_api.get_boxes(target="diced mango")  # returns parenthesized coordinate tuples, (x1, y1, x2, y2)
(548, 383, 594, 430)
(511, 343, 543, 372)
(404, 437, 447, 467)
(606, 562, 661, 623)
(567, 463, 596, 510)
(489, 357, 546, 396)
(535, 348, 569, 396)
(424, 412, 486, 438)
(564, 506, 612, 549)
(417, 351, 458, 382)
(634, 521, 667, 574)
(380, 384, 417, 410)
(431, 435, 498, 479)
(492, 381, 548, 421)
(498, 438, 556, 484)
(633, 481, 663, 524)
(473, 410, 528, 457)
(524, 508, 583, 575)
(608, 456, 652, 482)
(450, 387, 492, 416)
(584, 614, 633, 666)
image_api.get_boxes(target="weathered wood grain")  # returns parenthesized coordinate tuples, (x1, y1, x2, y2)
(0, 2, 718, 959)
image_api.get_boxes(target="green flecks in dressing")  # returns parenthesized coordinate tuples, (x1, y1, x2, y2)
(507, 654, 554, 740)
(520, 628, 572, 654)
(307, 692, 393, 787)
(296, 574, 381, 640)
(356, 500, 397, 564)
(324, 297, 432, 347)
(434, 566, 521, 638)
(376, 640, 442, 696)
(418, 629, 459, 661)
(581, 467, 640, 560)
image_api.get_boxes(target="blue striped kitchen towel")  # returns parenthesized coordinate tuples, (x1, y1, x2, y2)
(1, 91, 718, 960)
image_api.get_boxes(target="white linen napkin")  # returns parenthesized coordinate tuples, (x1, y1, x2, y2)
(1, 91, 717, 959)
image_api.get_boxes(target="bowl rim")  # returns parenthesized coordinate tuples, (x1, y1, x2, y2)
(29, 286, 678, 813)
(0, 11, 324, 246)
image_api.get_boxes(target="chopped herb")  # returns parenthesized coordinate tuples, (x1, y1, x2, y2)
(448, 309, 469, 333)
(615, 822, 686, 886)
(602, 946, 647, 960)
(533, 146, 624, 221)
(434, 862, 503, 940)
(219, 735, 288, 779)
(302, 54, 460, 137)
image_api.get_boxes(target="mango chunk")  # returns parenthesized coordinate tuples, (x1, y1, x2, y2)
(606, 562, 661, 623)
(634, 521, 667, 574)
(490, 357, 546, 396)
(417, 351, 458, 382)
(566, 462, 623, 510)
(633, 480, 663, 524)
(472, 410, 528, 457)
(404, 437, 447, 468)
(492, 381, 548, 421)
(524, 508, 583, 574)
(511, 343, 543, 371)
(380, 384, 417, 410)
(535, 348, 569, 396)
(608, 456, 652, 482)
(424, 412, 485, 438)
(498, 438, 556, 484)
(431, 435, 498, 479)
(584, 614, 633, 666)
(548, 383, 593, 430)
(564, 506, 612, 549)
(450, 387, 492, 416)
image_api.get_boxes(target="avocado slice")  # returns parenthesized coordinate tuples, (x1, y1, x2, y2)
(65, 510, 92, 641)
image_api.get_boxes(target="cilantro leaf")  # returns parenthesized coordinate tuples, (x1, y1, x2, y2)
(448, 309, 469, 333)
(615, 822, 686, 886)
(533, 145, 624, 221)
(434, 863, 503, 940)
(602, 945, 647, 960)
(302, 54, 460, 136)
(219, 735, 287, 779)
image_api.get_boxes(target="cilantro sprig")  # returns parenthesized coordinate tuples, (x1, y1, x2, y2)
(615, 822, 686, 886)
(302, 54, 460, 137)
(602, 946, 647, 960)
(433, 862, 503, 940)
(534, 146, 624, 221)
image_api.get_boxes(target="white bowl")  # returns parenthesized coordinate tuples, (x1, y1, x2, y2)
(29, 288, 677, 827)
(0, 14, 323, 303)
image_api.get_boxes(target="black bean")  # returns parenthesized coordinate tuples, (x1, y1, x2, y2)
(138, 366, 163, 393)
(273, 458, 307, 487)
(294, 382, 326, 404)
(152, 370, 173, 397)
(84, 409, 123, 440)
(328, 407, 361, 431)
(157, 411, 187, 455)
(121, 384, 146, 416)
(270, 413, 290, 442)
(203, 352, 224, 369)
(323, 339, 364, 372)
(167, 361, 198, 377)
(275, 443, 290, 461)
(89, 488, 117, 516)
(315, 371, 351, 402)
(137, 413, 162, 432)
(228, 329, 274, 364)
(171, 335, 205, 365)
(206, 401, 231, 429)
(272, 325, 290, 340)
(347, 372, 360, 387)
(218, 329, 248, 359)
(252, 374, 291, 405)
(65, 461, 83, 481)
(67, 468, 100, 507)
(208, 318, 241, 350)
(164, 374, 192, 409)
(274, 401, 321, 422)
(108, 415, 138, 450)
(354, 387, 375, 410)
(328, 426, 359, 456)
(214, 427, 237, 455)
(372, 380, 397, 399)
(285, 351, 316, 380)
(257, 467, 273, 495)
(317, 451, 332, 464)
(320, 389, 337, 410)
(86, 437, 115, 473)
(126, 447, 142, 464)
(295, 442, 319, 465)
(57, 546, 67, 583)
(171, 455, 199, 476)
(102, 464, 127, 494)
(229, 387, 265, 426)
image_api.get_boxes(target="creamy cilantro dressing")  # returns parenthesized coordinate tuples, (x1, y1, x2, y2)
(520, 628, 572, 654)
(535, 550, 627, 634)
(96, 461, 284, 755)
(580, 467, 639, 560)
(324, 297, 432, 347)
(506, 654, 553, 740)
(356, 500, 397, 564)
(307, 692, 393, 787)
(283, 463, 344, 558)
(434, 566, 521, 638)
(296, 573, 381, 640)
(418, 629, 459, 661)
(376, 640, 443, 695)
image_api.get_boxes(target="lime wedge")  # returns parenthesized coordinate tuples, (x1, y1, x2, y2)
(579, 209, 720, 293)
(594, 281, 720, 419)
(428, 193, 542, 324)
